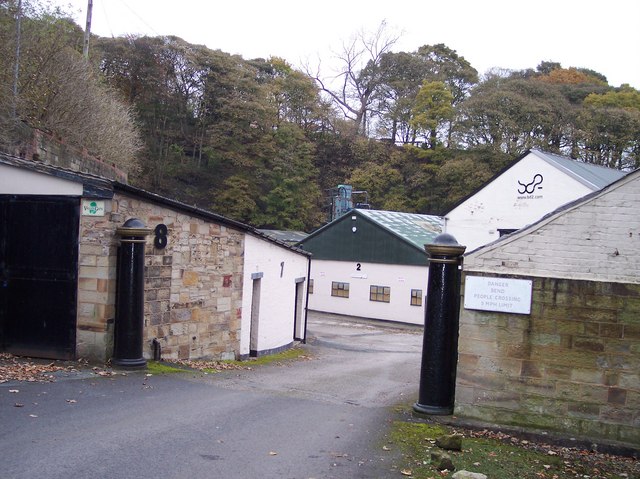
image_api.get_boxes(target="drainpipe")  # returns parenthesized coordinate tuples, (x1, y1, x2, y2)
(152, 338, 162, 361)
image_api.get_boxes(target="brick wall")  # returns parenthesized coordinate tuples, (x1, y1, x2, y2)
(456, 274, 640, 446)
(76, 192, 244, 362)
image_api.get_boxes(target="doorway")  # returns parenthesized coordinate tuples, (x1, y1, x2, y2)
(293, 278, 305, 341)
(0, 195, 79, 359)
(249, 275, 262, 357)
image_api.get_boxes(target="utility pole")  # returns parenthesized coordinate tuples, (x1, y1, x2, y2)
(83, 0, 93, 59)
(12, 0, 22, 117)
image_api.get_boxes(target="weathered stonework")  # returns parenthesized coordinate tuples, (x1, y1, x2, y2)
(14, 126, 127, 182)
(456, 171, 640, 447)
(457, 274, 640, 447)
(76, 191, 244, 362)
(76, 208, 118, 361)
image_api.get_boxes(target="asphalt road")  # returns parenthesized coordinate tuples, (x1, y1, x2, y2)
(0, 314, 423, 479)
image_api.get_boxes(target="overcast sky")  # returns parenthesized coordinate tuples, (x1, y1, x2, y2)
(55, 0, 639, 89)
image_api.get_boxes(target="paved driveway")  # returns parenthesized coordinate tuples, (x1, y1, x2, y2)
(0, 313, 424, 479)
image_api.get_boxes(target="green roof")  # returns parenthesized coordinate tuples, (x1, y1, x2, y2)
(298, 209, 443, 266)
(356, 209, 443, 250)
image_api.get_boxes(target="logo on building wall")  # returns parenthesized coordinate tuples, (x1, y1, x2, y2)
(81, 199, 105, 216)
(517, 174, 544, 195)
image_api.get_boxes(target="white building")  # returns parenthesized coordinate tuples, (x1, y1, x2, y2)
(241, 234, 310, 357)
(444, 149, 627, 252)
(298, 150, 627, 326)
(297, 209, 443, 325)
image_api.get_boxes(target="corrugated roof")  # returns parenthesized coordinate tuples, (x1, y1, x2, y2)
(444, 149, 628, 216)
(531, 149, 627, 190)
(356, 209, 443, 250)
(259, 229, 308, 243)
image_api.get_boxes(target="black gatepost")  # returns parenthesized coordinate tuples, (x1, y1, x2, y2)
(113, 218, 152, 368)
(414, 233, 466, 415)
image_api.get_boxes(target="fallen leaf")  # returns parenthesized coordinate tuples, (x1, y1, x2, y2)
(0, 354, 75, 382)
(400, 469, 412, 476)
(330, 452, 348, 458)
(382, 445, 391, 451)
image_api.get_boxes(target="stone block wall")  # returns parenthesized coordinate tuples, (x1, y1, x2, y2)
(76, 191, 244, 362)
(456, 273, 640, 447)
(76, 209, 118, 361)
(16, 127, 127, 182)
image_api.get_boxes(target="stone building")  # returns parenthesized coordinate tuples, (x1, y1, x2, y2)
(0, 154, 310, 362)
(457, 168, 640, 447)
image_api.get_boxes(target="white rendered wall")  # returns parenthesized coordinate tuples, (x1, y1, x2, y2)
(308, 259, 427, 325)
(445, 153, 593, 252)
(241, 234, 309, 355)
(0, 164, 83, 195)
(465, 171, 640, 284)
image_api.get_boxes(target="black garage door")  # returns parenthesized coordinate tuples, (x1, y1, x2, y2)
(0, 195, 80, 359)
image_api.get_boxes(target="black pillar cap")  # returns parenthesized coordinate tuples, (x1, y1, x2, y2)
(425, 233, 466, 257)
(116, 218, 152, 237)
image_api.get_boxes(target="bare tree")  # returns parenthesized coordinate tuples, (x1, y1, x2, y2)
(38, 49, 142, 171)
(308, 21, 399, 136)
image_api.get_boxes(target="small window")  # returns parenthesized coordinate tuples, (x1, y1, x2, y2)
(331, 281, 349, 298)
(370, 285, 390, 303)
(410, 289, 422, 306)
(498, 228, 518, 237)
(308, 279, 314, 294)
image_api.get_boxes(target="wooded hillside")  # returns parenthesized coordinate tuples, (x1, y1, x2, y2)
(2, 1, 639, 230)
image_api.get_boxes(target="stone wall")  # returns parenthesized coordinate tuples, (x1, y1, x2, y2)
(456, 273, 640, 447)
(15, 127, 127, 182)
(76, 203, 118, 362)
(76, 191, 244, 362)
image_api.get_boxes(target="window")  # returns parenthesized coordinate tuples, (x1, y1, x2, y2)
(308, 279, 314, 294)
(370, 285, 390, 303)
(331, 281, 349, 298)
(498, 228, 518, 237)
(410, 289, 422, 306)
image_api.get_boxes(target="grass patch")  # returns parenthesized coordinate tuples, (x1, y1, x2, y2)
(241, 347, 311, 366)
(145, 361, 187, 374)
(164, 346, 312, 374)
(386, 420, 637, 479)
